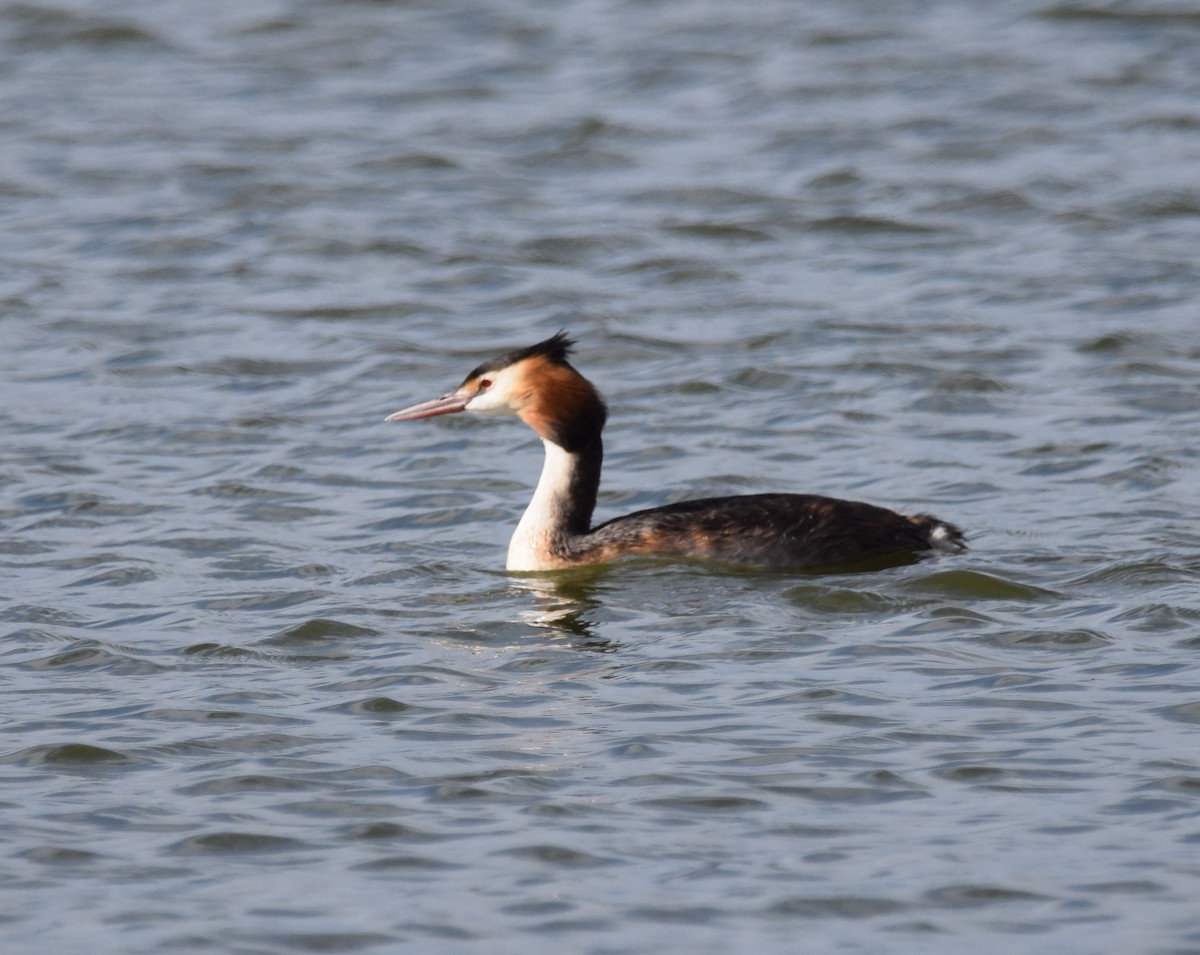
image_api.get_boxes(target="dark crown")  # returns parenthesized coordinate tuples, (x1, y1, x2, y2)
(463, 331, 575, 382)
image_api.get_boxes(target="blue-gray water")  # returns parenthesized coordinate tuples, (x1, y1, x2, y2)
(3, 1, 1200, 952)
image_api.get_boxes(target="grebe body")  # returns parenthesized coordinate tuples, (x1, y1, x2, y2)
(387, 333, 964, 572)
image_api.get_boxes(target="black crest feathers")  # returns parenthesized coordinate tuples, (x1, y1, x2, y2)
(522, 331, 575, 365)
(463, 330, 576, 383)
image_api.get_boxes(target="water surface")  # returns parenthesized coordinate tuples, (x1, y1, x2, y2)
(2, 1, 1200, 952)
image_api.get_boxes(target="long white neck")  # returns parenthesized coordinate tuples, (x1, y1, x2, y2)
(506, 438, 601, 571)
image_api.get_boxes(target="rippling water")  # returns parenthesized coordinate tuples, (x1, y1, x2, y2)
(3, 1, 1200, 952)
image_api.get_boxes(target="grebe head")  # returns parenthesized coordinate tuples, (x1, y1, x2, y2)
(386, 332, 607, 451)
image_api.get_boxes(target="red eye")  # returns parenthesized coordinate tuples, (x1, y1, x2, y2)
(479, 379, 492, 390)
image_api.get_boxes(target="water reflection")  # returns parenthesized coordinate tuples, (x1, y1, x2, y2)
(509, 571, 620, 652)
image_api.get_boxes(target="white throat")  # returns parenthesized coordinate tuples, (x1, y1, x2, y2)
(506, 439, 576, 571)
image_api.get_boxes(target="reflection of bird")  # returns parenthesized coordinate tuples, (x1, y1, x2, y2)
(388, 333, 965, 572)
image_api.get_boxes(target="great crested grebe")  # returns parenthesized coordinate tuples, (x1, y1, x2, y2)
(387, 333, 965, 572)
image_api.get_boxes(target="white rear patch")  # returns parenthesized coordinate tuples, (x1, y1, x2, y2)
(929, 523, 956, 552)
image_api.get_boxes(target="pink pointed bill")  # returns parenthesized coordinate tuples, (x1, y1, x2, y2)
(385, 393, 470, 422)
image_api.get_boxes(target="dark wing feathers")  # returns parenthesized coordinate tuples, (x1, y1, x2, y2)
(588, 493, 961, 570)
